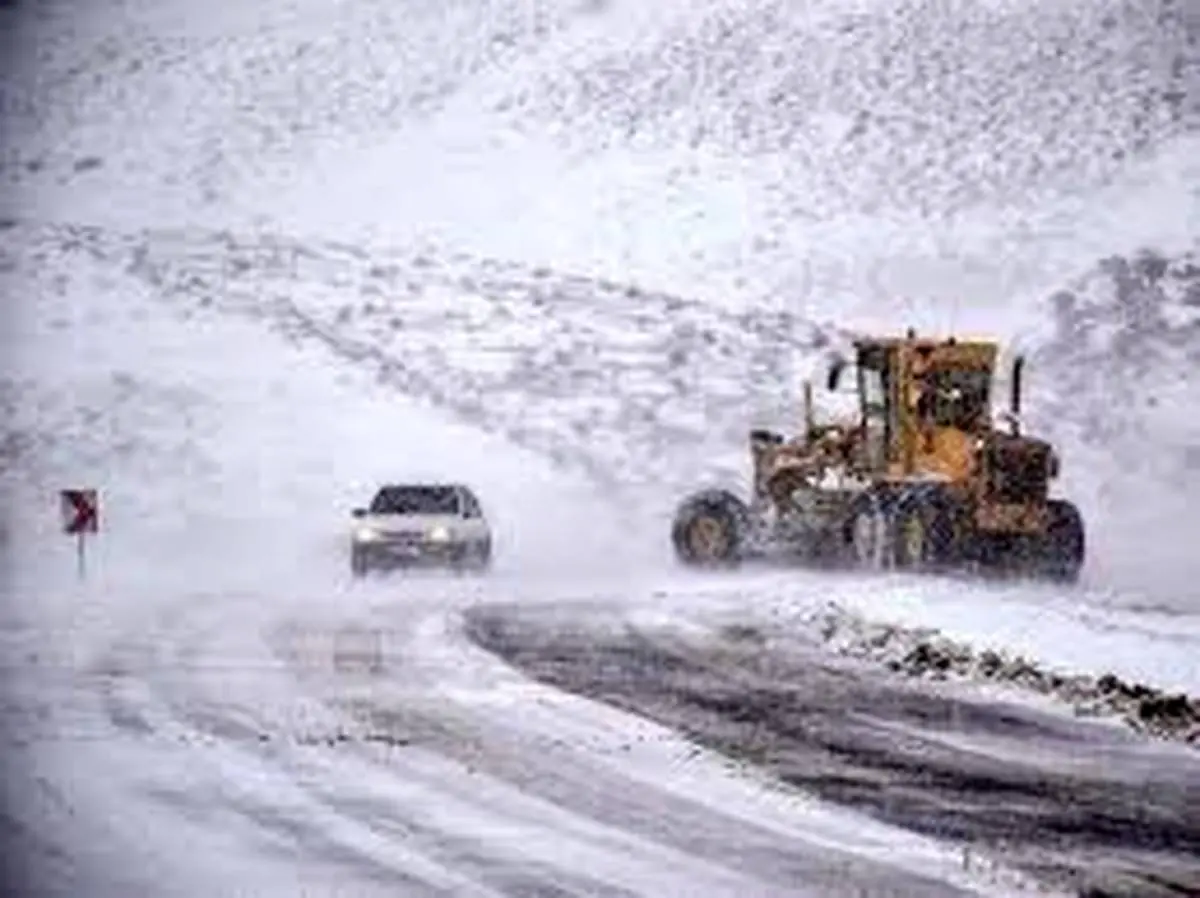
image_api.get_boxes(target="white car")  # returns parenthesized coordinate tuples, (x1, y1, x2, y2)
(350, 483, 493, 576)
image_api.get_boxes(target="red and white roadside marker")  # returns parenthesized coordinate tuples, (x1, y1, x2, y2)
(60, 488, 99, 579)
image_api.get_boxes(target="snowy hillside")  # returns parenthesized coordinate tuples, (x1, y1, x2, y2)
(0, 0, 577, 214)
(515, 0, 1195, 203)
(4, 0, 1196, 322)
(255, 0, 1200, 322)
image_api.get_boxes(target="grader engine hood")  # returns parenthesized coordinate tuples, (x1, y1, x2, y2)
(981, 433, 1058, 502)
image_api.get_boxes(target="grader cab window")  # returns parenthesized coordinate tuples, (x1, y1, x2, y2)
(855, 345, 893, 469)
(917, 369, 991, 430)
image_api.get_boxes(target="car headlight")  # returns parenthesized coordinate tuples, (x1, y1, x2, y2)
(354, 526, 381, 543)
(426, 525, 452, 543)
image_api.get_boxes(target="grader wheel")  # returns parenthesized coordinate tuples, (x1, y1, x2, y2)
(900, 512, 927, 566)
(1035, 499, 1086, 583)
(848, 495, 894, 570)
(892, 489, 961, 572)
(671, 489, 748, 567)
(847, 488, 961, 573)
(688, 515, 731, 559)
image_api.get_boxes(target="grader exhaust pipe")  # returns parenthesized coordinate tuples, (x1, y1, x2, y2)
(1010, 354, 1024, 435)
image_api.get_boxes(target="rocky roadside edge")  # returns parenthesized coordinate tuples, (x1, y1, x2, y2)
(785, 604, 1200, 747)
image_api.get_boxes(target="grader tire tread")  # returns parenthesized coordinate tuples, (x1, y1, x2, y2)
(672, 490, 749, 568)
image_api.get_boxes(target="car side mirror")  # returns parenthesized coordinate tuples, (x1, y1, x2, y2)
(351, 508, 366, 518)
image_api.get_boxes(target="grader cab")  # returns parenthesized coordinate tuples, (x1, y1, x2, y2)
(671, 331, 1086, 582)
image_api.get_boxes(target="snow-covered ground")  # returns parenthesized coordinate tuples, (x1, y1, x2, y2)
(2, 0, 1199, 892)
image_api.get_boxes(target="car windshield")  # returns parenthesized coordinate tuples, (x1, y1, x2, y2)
(370, 485, 460, 515)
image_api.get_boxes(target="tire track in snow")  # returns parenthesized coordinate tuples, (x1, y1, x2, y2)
(79, 583, 1016, 898)
(86, 592, 517, 897)
(268, 593, 1032, 898)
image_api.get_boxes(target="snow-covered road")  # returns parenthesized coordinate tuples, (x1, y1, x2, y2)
(10, 545, 1197, 896)
(7, 573, 1052, 898)
(468, 595, 1200, 896)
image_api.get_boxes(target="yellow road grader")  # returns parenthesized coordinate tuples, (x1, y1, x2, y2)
(671, 331, 1086, 582)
